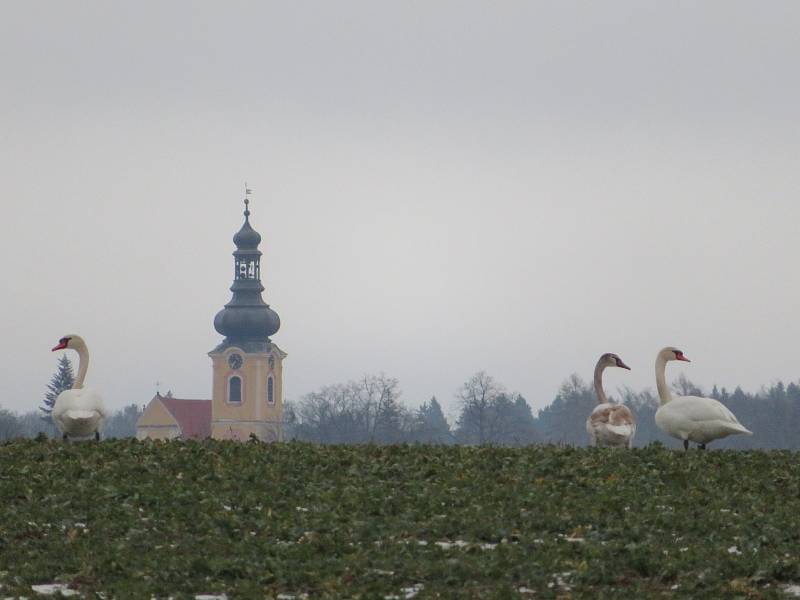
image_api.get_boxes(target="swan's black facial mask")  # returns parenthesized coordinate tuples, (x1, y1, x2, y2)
(52, 337, 71, 351)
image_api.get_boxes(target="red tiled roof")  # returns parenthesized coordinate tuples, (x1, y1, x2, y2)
(160, 397, 212, 439)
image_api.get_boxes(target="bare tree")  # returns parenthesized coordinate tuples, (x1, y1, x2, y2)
(295, 374, 408, 443)
(454, 371, 506, 444)
(672, 373, 703, 397)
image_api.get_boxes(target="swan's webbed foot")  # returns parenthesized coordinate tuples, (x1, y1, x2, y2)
(62, 433, 68, 441)
(94, 431, 100, 442)
(698, 443, 707, 450)
(683, 439, 689, 451)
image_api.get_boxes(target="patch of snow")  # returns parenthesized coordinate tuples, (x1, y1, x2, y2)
(436, 540, 468, 550)
(670, 584, 680, 590)
(548, 572, 572, 591)
(564, 537, 585, 543)
(222, 505, 232, 511)
(518, 587, 535, 594)
(370, 569, 395, 576)
(400, 584, 424, 599)
(727, 546, 742, 555)
(784, 584, 800, 597)
(32, 584, 78, 596)
(679, 547, 689, 553)
(433, 540, 497, 550)
(195, 595, 228, 600)
(295, 506, 309, 512)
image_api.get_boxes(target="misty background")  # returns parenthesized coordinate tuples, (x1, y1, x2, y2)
(2, 2, 800, 426)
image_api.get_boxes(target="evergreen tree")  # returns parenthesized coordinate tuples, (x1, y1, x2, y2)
(373, 391, 406, 443)
(411, 396, 453, 444)
(41, 355, 74, 417)
(503, 394, 539, 446)
(536, 375, 595, 445)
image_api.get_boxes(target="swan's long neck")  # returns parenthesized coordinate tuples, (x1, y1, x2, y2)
(73, 347, 89, 389)
(593, 362, 608, 405)
(655, 354, 672, 404)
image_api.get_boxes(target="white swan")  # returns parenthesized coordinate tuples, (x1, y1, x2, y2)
(586, 353, 636, 447)
(51, 335, 107, 441)
(654, 346, 752, 450)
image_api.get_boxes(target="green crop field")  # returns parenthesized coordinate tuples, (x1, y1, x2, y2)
(1, 440, 800, 599)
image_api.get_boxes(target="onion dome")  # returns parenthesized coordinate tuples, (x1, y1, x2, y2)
(213, 197, 280, 351)
(232, 201, 262, 249)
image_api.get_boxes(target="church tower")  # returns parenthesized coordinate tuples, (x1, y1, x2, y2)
(209, 195, 286, 441)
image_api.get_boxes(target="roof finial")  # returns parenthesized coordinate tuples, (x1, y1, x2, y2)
(244, 183, 252, 218)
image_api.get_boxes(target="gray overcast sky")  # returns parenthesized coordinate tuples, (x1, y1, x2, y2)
(2, 1, 800, 419)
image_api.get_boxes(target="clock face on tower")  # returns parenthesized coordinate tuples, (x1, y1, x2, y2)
(228, 353, 243, 370)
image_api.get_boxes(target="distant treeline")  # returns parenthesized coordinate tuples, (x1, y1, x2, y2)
(283, 371, 792, 450)
(2, 371, 793, 448)
(0, 405, 141, 441)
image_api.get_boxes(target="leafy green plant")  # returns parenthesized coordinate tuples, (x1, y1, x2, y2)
(0, 441, 799, 597)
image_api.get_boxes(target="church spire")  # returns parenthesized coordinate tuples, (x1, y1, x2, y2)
(212, 192, 280, 351)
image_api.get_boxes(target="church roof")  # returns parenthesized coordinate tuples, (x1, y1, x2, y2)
(159, 397, 212, 439)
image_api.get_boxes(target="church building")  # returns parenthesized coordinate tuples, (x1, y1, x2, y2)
(136, 196, 286, 441)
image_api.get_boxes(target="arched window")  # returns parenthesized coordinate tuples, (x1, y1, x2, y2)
(267, 376, 274, 404)
(228, 376, 242, 403)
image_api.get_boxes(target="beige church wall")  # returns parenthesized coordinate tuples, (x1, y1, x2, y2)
(210, 351, 266, 422)
(211, 421, 282, 442)
(137, 398, 179, 429)
(136, 425, 181, 440)
(264, 350, 285, 423)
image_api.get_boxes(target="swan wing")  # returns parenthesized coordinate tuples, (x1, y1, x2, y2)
(63, 409, 100, 420)
(671, 396, 748, 427)
(53, 388, 107, 417)
(658, 396, 753, 443)
(587, 403, 636, 446)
